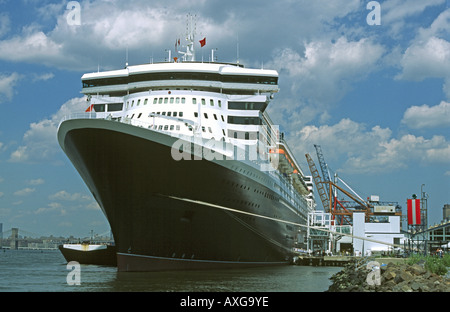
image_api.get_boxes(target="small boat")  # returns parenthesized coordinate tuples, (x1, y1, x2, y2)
(59, 242, 117, 266)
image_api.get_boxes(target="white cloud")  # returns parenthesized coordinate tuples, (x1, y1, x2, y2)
(0, 1, 204, 70)
(402, 101, 450, 129)
(9, 96, 87, 163)
(0, 0, 366, 71)
(395, 9, 450, 99)
(289, 118, 450, 175)
(13, 187, 36, 196)
(0, 72, 21, 103)
(345, 134, 450, 174)
(266, 37, 385, 126)
(271, 37, 385, 105)
(32, 73, 54, 82)
(383, 0, 445, 25)
(0, 30, 64, 65)
(397, 36, 450, 81)
(34, 202, 67, 215)
(27, 178, 45, 186)
(49, 190, 91, 202)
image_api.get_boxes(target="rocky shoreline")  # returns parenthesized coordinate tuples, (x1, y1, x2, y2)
(327, 258, 450, 292)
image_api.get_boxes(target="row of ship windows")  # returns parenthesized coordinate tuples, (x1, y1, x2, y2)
(126, 110, 227, 123)
(222, 176, 307, 219)
(82, 73, 278, 88)
(92, 100, 265, 113)
(125, 111, 258, 139)
(149, 124, 227, 136)
(126, 97, 222, 108)
(127, 110, 261, 127)
(127, 111, 184, 119)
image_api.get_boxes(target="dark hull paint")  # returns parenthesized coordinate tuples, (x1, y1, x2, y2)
(59, 245, 117, 266)
(59, 119, 305, 271)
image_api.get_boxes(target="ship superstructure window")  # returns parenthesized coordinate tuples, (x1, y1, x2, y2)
(93, 104, 105, 112)
(228, 102, 267, 111)
(228, 130, 258, 140)
(92, 103, 124, 112)
(227, 116, 262, 125)
(107, 103, 123, 112)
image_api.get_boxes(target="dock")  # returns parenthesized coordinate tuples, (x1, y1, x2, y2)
(294, 255, 353, 267)
(294, 255, 408, 267)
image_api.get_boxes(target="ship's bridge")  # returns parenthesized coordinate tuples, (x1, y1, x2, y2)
(81, 62, 279, 96)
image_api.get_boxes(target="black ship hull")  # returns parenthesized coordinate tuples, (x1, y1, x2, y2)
(59, 244, 117, 266)
(58, 119, 305, 272)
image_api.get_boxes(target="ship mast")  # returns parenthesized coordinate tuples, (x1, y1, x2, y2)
(178, 14, 196, 62)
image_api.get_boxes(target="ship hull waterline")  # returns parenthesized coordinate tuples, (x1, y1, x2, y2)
(58, 118, 304, 272)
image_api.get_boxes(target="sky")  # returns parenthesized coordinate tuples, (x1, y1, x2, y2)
(0, 0, 449, 238)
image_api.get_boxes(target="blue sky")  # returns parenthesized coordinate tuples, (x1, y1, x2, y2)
(0, 0, 449, 238)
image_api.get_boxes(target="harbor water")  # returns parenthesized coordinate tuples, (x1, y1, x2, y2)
(0, 249, 340, 292)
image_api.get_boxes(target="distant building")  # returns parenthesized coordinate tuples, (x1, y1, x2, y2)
(10, 228, 19, 250)
(443, 204, 450, 222)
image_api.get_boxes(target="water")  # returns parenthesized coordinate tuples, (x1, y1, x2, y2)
(0, 249, 340, 292)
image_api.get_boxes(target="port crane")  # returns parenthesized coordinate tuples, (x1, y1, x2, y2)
(306, 145, 375, 225)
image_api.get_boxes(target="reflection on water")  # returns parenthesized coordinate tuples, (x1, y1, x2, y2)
(0, 250, 340, 292)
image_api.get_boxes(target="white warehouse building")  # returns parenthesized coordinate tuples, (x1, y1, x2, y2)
(352, 212, 405, 256)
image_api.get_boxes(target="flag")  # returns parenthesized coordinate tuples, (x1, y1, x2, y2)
(407, 198, 421, 225)
(85, 104, 94, 112)
(199, 37, 206, 47)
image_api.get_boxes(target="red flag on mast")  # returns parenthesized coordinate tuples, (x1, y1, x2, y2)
(199, 37, 206, 47)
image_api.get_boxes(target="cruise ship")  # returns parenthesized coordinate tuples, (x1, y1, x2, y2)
(57, 20, 315, 271)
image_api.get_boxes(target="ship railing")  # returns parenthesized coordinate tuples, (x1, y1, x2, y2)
(59, 112, 98, 124)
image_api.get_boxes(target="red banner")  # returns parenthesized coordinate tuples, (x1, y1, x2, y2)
(407, 199, 421, 225)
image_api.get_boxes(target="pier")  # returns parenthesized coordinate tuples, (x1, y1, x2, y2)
(294, 255, 353, 267)
(294, 255, 409, 267)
